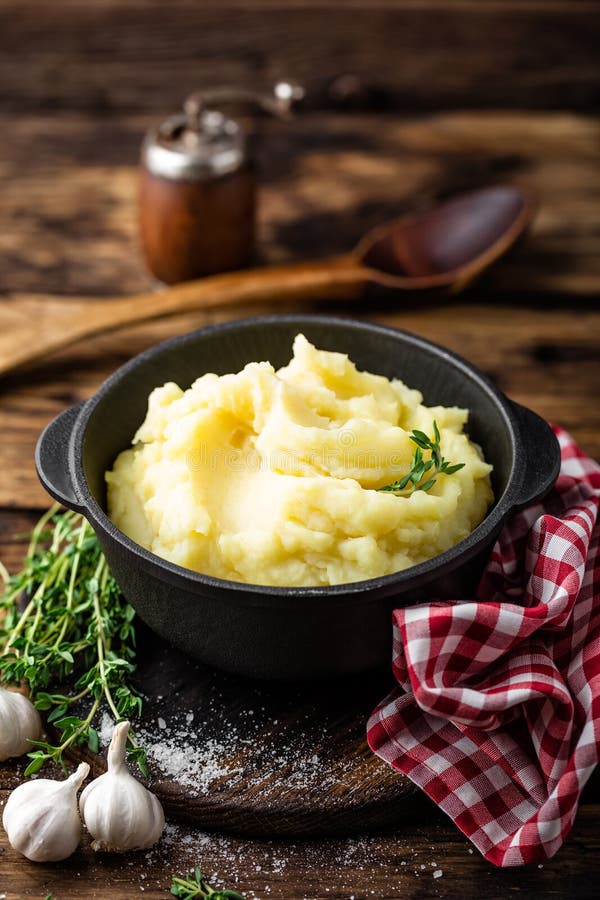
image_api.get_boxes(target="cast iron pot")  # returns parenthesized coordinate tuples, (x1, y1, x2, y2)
(35, 315, 560, 680)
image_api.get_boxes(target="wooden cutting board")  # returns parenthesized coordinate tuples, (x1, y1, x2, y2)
(68, 624, 420, 838)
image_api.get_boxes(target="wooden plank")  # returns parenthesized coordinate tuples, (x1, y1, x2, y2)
(0, 509, 35, 573)
(0, 2, 598, 113)
(0, 111, 598, 299)
(0, 779, 598, 899)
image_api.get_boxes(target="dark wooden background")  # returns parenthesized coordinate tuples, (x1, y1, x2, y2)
(1, 0, 599, 114)
(0, 1, 599, 898)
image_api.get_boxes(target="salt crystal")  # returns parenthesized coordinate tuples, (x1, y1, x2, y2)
(144, 731, 242, 794)
(433, 870, 443, 879)
(158, 717, 167, 730)
(99, 710, 114, 746)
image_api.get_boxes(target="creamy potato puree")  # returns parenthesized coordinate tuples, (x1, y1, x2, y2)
(106, 335, 493, 586)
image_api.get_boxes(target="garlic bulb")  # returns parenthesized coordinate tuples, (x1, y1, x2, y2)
(2, 761, 89, 862)
(79, 720, 164, 852)
(0, 686, 43, 761)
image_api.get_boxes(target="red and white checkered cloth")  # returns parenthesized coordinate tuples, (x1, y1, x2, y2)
(367, 426, 600, 867)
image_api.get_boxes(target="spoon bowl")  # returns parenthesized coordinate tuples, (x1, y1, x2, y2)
(354, 186, 534, 291)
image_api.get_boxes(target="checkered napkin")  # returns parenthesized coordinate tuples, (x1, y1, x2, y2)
(367, 426, 600, 867)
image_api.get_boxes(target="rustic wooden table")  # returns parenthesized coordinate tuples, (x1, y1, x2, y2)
(1, 2, 599, 898)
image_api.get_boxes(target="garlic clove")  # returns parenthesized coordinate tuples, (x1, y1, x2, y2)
(0, 686, 43, 761)
(2, 761, 89, 862)
(79, 720, 164, 853)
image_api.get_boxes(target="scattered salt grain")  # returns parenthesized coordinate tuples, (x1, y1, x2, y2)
(99, 710, 114, 746)
(145, 731, 242, 795)
(138, 687, 367, 801)
(122, 661, 450, 898)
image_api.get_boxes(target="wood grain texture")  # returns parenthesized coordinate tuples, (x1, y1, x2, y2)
(0, 777, 599, 899)
(0, 1, 598, 113)
(0, 184, 536, 378)
(0, 112, 598, 299)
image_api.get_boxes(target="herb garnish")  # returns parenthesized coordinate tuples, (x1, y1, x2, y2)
(0, 504, 148, 776)
(378, 420, 465, 496)
(171, 867, 246, 899)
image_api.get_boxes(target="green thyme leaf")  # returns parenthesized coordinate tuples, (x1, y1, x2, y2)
(0, 505, 147, 776)
(378, 421, 466, 497)
(170, 867, 246, 899)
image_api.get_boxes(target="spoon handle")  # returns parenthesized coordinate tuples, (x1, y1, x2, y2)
(0, 255, 368, 378)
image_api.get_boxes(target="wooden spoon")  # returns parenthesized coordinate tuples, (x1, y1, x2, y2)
(0, 186, 532, 378)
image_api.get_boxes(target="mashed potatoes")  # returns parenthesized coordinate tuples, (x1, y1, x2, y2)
(106, 335, 493, 586)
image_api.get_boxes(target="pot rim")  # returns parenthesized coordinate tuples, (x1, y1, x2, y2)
(68, 314, 524, 602)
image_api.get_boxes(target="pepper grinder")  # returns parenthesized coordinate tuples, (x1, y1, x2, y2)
(139, 82, 304, 285)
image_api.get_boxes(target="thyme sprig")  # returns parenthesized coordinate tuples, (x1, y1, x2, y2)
(378, 420, 465, 496)
(171, 867, 246, 899)
(0, 504, 147, 777)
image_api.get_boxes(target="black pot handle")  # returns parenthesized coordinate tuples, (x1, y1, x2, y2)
(510, 401, 561, 512)
(35, 402, 86, 513)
